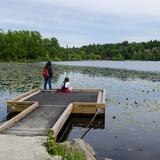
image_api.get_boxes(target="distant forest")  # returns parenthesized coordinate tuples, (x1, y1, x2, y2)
(0, 30, 160, 61)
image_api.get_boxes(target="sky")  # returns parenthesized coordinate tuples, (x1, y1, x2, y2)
(0, 0, 160, 47)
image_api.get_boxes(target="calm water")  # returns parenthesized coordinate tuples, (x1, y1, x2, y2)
(1, 61, 160, 159)
(63, 74, 160, 160)
(53, 60, 160, 72)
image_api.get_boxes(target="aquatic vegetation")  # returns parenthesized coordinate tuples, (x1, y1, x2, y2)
(56, 64, 160, 81)
(0, 63, 62, 92)
(0, 63, 41, 91)
(1, 62, 160, 93)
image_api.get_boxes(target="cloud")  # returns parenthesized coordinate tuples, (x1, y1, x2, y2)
(34, 0, 160, 17)
(0, 0, 160, 46)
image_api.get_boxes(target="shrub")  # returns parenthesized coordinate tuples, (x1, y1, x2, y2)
(46, 129, 85, 160)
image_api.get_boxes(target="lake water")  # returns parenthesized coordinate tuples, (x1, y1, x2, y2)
(53, 60, 160, 72)
(1, 61, 160, 160)
(56, 71, 160, 160)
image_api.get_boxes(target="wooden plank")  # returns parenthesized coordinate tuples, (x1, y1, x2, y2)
(97, 91, 102, 103)
(18, 90, 40, 101)
(7, 101, 37, 112)
(71, 88, 100, 93)
(51, 103, 73, 138)
(73, 102, 105, 107)
(8, 88, 39, 102)
(40, 89, 56, 92)
(97, 89, 105, 103)
(72, 102, 105, 114)
(7, 101, 36, 105)
(0, 102, 39, 132)
(40, 88, 101, 93)
(102, 89, 106, 103)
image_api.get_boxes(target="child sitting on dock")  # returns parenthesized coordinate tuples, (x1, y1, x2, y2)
(59, 77, 72, 93)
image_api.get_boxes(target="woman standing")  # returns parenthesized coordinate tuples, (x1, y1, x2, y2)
(43, 61, 53, 90)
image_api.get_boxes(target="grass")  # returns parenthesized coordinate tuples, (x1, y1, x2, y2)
(46, 129, 85, 160)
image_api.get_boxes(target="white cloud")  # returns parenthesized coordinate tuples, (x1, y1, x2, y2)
(0, 0, 160, 46)
(34, 0, 160, 17)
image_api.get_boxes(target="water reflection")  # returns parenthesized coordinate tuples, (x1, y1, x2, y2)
(53, 60, 160, 72)
(55, 64, 160, 81)
(1, 63, 160, 159)
(54, 70, 160, 160)
(57, 115, 105, 142)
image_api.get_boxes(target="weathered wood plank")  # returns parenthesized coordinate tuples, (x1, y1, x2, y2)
(7, 101, 37, 112)
(97, 91, 102, 103)
(97, 89, 106, 103)
(70, 88, 101, 93)
(102, 89, 106, 103)
(0, 102, 39, 132)
(40, 88, 102, 93)
(18, 90, 40, 102)
(51, 103, 73, 137)
(8, 88, 39, 102)
(72, 102, 105, 114)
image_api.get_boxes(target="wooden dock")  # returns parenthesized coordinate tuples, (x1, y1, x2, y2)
(0, 88, 105, 138)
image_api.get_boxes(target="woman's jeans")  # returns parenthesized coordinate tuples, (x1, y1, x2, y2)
(44, 78, 52, 90)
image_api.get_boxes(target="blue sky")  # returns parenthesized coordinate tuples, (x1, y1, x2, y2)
(1, 0, 160, 47)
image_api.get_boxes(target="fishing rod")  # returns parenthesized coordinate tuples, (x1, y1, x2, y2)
(65, 44, 69, 77)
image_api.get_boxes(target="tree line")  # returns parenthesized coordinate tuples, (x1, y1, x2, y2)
(0, 30, 160, 61)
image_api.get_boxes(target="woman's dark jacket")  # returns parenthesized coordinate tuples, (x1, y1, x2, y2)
(47, 66, 53, 78)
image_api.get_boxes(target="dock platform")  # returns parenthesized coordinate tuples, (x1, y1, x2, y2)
(0, 89, 105, 138)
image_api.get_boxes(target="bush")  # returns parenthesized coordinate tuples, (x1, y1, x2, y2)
(46, 129, 85, 160)
(47, 129, 58, 155)
(112, 53, 124, 60)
